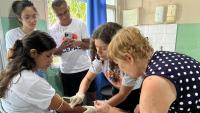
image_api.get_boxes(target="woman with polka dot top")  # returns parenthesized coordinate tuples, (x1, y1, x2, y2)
(94, 27, 200, 113)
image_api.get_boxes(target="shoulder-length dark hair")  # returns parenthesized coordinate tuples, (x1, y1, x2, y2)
(12, 0, 37, 18)
(0, 30, 56, 97)
(90, 22, 122, 61)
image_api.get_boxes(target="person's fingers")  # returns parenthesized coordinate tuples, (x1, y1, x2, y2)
(69, 103, 76, 108)
(70, 97, 79, 108)
(94, 100, 105, 109)
(69, 100, 79, 108)
(94, 101, 100, 108)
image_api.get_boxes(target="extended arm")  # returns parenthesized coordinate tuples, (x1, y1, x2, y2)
(49, 94, 86, 113)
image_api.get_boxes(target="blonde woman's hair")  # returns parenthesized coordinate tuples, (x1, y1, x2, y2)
(108, 27, 154, 62)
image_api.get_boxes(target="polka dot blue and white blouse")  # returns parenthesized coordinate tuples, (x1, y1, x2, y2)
(145, 51, 200, 113)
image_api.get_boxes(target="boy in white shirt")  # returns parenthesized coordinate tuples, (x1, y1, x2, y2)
(49, 0, 95, 99)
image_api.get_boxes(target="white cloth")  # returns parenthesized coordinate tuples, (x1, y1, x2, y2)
(1, 70, 55, 113)
(89, 59, 143, 89)
(49, 18, 90, 73)
(5, 27, 26, 51)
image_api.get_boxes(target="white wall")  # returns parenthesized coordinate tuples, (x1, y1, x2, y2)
(124, 0, 200, 24)
(138, 24, 177, 52)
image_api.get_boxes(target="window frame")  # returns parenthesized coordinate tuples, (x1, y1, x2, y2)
(106, 4, 117, 22)
(106, 0, 121, 23)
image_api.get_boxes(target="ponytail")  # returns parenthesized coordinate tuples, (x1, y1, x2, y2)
(7, 40, 24, 60)
(0, 30, 56, 97)
(0, 39, 27, 97)
(12, 0, 37, 18)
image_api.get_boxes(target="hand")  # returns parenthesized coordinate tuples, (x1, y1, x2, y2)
(94, 100, 111, 113)
(94, 100, 123, 113)
(134, 104, 140, 113)
(72, 40, 82, 48)
(69, 92, 85, 108)
(61, 37, 74, 49)
(83, 106, 97, 113)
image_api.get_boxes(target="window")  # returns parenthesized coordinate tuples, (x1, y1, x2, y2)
(106, 0, 117, 22)
(48, 0, 86, 25)
(47, 0, 118, 65)
(48, 0, 118, 24)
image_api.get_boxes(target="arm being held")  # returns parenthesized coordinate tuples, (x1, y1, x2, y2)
(49, 94, 86, 113)
(94, 100, 123, 113)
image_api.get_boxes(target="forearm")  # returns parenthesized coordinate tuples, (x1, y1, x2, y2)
(62, 106, 86, 113)
(54, 47, 63, 56)
(107, 92, 127, 106)
(108, 86, 132, 106)
(58, 102, 86, 113)
(50, 94, 86, 113)
(79, 77, 93, 93)
(78, 71, 96, 93)
(49, 94, 73, 112)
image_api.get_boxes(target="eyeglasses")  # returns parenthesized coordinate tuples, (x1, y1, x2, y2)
(21, 14, 38, 21)
(56, 9, 69, 18)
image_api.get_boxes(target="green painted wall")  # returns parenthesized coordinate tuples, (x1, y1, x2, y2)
(176, 23, 200, 61)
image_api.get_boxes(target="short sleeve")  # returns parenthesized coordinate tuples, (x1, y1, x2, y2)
(89, 59, 102, 73)
(5, 31, 14, 51)
(5, 28, 25, 51)
(49, 24, 62, 48)
(25, 79, 55, 109)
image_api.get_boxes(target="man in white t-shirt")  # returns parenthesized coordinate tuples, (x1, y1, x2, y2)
(49, 0, 95, 98)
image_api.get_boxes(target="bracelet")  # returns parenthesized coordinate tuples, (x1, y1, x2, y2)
(55, 98, 64, 111)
